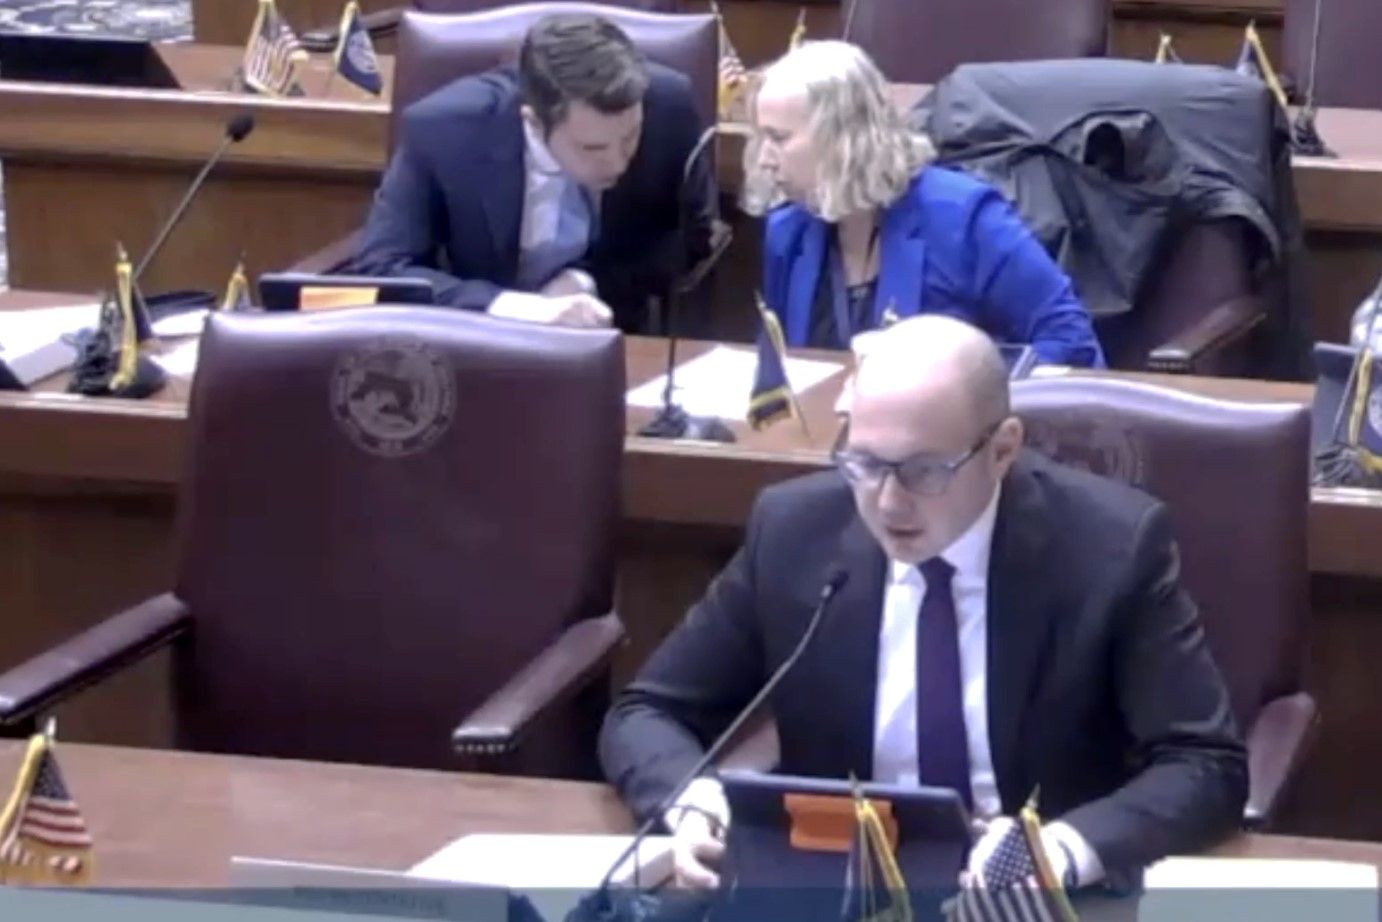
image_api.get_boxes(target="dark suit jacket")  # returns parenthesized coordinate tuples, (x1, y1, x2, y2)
(599, 453, 1247, 878)
(353, 63, 717, 331)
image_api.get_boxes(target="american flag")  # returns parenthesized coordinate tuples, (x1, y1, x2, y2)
(944, 800, 1077, 922)
(716, 17, 748, 118)
(0, 734, 93, 884)
(244, 0, 308, 97)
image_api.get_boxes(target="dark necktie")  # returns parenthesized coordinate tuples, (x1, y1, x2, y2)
(916, 557, 972, 809)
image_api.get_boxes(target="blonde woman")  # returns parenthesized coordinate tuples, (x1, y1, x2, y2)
(746, 41, 1104, 367)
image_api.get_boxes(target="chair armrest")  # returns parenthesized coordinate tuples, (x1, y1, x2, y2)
(674, 219, 733, 298)
(452, 612, 624, 757)
(1146, 294, 1266, 374)
(285, 231, 363, 276)
(1244, 691, 1319, 829)
(0, 594, 191, 728)
(301, 6, 403, 51)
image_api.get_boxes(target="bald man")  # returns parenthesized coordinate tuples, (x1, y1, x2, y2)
(599, 315, 1245, 892)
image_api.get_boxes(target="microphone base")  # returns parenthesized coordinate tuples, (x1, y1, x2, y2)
(637, 404, 736, 443)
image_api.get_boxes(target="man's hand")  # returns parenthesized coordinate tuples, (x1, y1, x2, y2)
(488, 292, 613, 328)
(668, 808, 725, 890)
(963, 817, 1074, 889)
(539, 268, 598, 298)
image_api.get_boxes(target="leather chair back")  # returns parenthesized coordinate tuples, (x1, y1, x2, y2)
(172, 307, 625, 772)
(1013, 377, 1309, 735)
(1284, 0, 1382, 109)
(846, 0, 1107, 84)
(393, 5, 717, 147)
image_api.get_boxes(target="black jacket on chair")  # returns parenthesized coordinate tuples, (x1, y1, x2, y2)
(913, 59, 1313, 380)
(600, 453, 1247, 880)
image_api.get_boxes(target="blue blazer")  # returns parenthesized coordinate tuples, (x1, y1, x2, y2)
(762, 167, 1105, 367)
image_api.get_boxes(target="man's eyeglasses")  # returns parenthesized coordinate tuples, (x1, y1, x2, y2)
(831, 422, 1002, 496)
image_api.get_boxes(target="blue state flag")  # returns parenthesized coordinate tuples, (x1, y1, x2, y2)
(748, 299, 796, 430)
(334, 0, 383, 96)
(1345, 350, 1382, 471)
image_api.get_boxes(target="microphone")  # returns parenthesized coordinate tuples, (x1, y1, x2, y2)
(133, 113, 257, 281)
(637, 123, 736, 443)
(571, 569, 851, 921)
(1290, 0, 1333, 158)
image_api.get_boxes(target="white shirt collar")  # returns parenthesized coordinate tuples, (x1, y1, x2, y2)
(888, 483, 1002, 587)
(523, 118, 563, 178)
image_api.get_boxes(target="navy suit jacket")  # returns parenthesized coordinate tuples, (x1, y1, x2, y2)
(600, 454, 1246, 881)
(762, 166, 1106, 366)
(354, 64, 716, 330)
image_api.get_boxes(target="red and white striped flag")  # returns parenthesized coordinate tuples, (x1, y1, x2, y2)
(0, 727, 93, 885)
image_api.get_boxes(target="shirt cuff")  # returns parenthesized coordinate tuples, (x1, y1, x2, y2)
(1044, 821, 1104, 888)
(487, 290, 544, 320)
(661, 777, 729, 835)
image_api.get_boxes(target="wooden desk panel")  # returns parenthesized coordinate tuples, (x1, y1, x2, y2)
(5, 296, 1382, 838)
(0, 740, 1378, 889)
(0, 741, 629, 887)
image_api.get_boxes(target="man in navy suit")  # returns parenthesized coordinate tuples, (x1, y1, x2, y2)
(354, 14, 717, 332)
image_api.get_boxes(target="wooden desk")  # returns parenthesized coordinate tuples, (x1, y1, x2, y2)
(4, 299, 1382, 838)
(0, 44, 388, 299)
(0, 739, 1379, 890)
(0, 740, 628, 887)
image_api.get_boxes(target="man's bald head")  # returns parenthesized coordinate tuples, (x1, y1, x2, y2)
(839, 315, 1024, 564)
(852, 314, 1011, 430)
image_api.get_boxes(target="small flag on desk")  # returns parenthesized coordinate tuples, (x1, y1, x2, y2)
(788, 7, 808, 50)
(0, 724, 93, 885)
(748, 297, 797, 430)
(1153, 32, 1182, 65)
(243, 0, 309, 97)
(1231, 22, 1290, 111)
(943, 793, 1078, 922)
(67, 243, 166, 399)
(333, 0, 383, 97)
(219, 256, 252, 311)
(713, 1, 749, 119)
(840, 782, 913, 922)
(1342, 347, 1382, 472)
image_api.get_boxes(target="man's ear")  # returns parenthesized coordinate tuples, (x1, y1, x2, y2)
(993, 415, 1025, 469)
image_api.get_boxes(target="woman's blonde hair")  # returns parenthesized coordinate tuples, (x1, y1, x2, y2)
(741, 40, 935, 221)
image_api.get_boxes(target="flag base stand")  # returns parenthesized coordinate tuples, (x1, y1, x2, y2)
(1291, 107, 1335, 158)
(638, 404, 736, 443)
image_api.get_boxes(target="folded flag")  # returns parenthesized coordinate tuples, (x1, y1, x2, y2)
(749, 297, 796, 430)
(219, 256, 252, 312)
(840, 782, 913, 922)
(713, 1, 749, 119)
(0, 723, 93, 885)
(1153, 33, 1182, 65)
(944, 794, 1077, 922)
(243, 0, 308, 97)
(333, 0, 383, 96)
(788, 7, 808, 51)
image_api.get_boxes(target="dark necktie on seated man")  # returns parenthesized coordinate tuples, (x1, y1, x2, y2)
(916, 556, 973, 811)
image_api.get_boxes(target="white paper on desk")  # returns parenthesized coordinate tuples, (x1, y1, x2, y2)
(1139, 857, 1379, 922)
(0, 303, 98, 386)
(410, 834, 673, 922)
(152, 308, 209, 339)
(151, 338, 201, 377)
(626, 345, 844, 420)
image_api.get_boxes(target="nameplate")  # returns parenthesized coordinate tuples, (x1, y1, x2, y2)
(299, 286, 380, 312)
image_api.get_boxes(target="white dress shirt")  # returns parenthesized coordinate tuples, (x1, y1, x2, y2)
(488, 121, 596, 316)
(669, 484, 1105, 887)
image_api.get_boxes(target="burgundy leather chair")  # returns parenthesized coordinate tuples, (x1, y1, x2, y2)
(722, 376, 1317, 828)
(1283, 0, 1382, 108)
(1014, 376, 1317, 828)
(303, 0, 680, 50)
(294, 5, 728, 334)
(846, 0, 1107, 84)
(0, 307, 626, 779)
